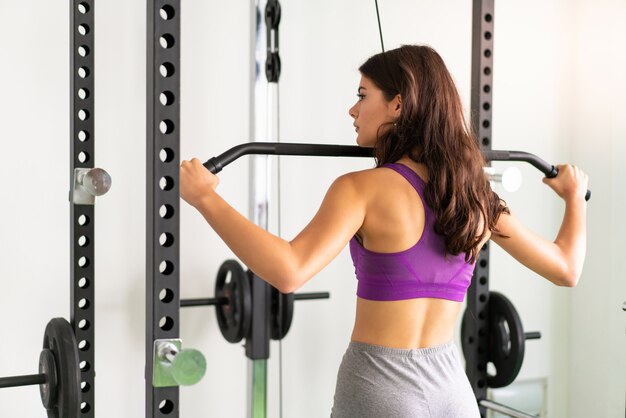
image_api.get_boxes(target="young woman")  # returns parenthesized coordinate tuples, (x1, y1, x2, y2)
(180, 45, 588, 417)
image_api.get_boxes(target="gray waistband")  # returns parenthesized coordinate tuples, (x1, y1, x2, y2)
(347, 340, 456, 357)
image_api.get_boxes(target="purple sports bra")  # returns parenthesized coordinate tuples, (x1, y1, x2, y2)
(349, 163, 476, 302)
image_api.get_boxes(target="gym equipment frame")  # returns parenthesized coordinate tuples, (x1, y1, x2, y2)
(146, 0, 185, 416)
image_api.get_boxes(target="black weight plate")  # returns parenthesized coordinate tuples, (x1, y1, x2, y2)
(460, 291, 526, 389)
(41, 318, 80, 418)
(270, 287, 294, 340)
(215, 260, 252, 343)
(487, 292, 525, 388)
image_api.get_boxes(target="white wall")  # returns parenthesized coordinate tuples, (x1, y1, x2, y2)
(0, 1, 623, 418)
(0, 0, 72, 415)
(488, 1, 573, 415)
(566, 1, 626, 417)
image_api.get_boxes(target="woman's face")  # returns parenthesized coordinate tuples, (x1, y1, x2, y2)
(348, 75, 401, 147)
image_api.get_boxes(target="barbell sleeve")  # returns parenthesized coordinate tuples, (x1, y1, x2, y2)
(0, 373, 47, 389)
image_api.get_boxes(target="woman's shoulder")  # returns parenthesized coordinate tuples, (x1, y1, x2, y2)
(337, 166, 392, 186)
(340, 162, 429, 186)
(334, 167, 409, 200)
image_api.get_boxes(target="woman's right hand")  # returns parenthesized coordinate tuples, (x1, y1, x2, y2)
(542, 164, 589, 202)
(180, 158, 221, 208)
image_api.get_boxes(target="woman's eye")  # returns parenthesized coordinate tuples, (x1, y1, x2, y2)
(356, 94, 365, 101)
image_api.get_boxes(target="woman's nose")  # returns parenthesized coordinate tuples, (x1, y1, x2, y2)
(348, 103, 357, 119)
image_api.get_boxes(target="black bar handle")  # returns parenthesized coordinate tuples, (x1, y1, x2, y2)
(180, 297, 229, 307)
(203, 143, 373, 173)
(484, 150, 591, 201)
(202, 143, 591, 201)
(0, 373, 47, 389)
(525, 332, 541, 340)
(294, 292, 330, 301)
(483, 150, 556, 175)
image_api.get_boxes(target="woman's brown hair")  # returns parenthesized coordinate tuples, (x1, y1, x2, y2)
(359, 45, 509, 263)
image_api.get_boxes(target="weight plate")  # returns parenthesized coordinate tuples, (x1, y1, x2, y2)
(487, 292, 525, 388)
(41, 318, 80, 418)
(461, 291, 525, 388)
(270, 287, 294, 340)
(215, 260, 252, 343)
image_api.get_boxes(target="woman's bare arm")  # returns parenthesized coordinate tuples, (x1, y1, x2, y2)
(182, 159, 366, 293)
(491, 164, 588, 286)
(491, 200, 586, 286)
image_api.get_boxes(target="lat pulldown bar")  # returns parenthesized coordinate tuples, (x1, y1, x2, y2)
(201, 142, 591, 201)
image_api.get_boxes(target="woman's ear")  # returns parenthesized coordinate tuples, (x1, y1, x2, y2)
(391, 94, 402, 117)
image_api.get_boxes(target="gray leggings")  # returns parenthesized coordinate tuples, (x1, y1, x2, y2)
(331, 341, 480, 418)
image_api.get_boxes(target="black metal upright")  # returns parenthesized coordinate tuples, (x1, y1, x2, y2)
(465, 0, 494, 416)
(70, 1, 95, 416)
(244, 1, 278, 415)
(147, 1, 181, 416)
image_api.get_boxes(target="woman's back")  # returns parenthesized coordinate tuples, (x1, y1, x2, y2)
(349, 157, 490, 349)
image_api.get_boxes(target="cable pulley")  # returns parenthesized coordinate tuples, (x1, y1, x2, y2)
(265, 0, 281, 82)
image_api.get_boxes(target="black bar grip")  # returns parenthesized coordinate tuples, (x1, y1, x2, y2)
(484, 150, 591, 201)
(482, 150, 511, 162)
(525, 331, 541, 340)
(484, 150, 557, 176)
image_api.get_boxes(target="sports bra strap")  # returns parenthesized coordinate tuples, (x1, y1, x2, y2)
(382, 163, 427, 192)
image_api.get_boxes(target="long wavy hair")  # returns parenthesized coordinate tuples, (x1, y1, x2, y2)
(359, 45, 509, 263)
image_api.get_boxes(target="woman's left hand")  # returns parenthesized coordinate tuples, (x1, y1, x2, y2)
(180, 158, 220, 207)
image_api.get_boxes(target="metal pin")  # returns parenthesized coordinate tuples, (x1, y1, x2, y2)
(72, 167, 112, 204)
